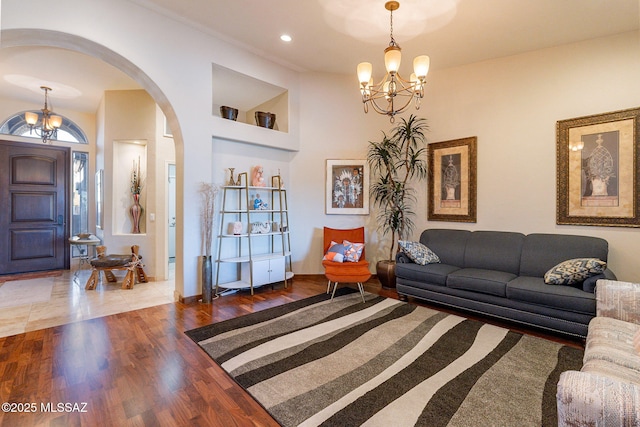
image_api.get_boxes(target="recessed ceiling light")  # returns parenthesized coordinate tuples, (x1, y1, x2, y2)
(280, 34, 292, 42)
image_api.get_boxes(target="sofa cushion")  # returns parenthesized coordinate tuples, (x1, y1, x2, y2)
(419, 229, 470, 267)
(446, 268, 515, 297)
(506, 276, 595, 314)
(398, 240, 440, 265)
(520, 233, 608, 278)
(544, 258, 607, 286)
(462, 231, 525, 275)
(394, 263, 460, 286)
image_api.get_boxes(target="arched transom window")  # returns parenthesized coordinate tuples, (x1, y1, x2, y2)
(0, 111, 88, 144)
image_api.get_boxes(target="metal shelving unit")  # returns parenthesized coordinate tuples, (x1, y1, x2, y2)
(214, 173, 293, 295)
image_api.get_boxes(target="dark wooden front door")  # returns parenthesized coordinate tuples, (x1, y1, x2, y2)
(0, 140, 70, 274)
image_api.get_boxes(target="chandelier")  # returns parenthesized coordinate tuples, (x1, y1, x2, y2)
(25, 86, 62, 144)
(357, 1, 430, 122)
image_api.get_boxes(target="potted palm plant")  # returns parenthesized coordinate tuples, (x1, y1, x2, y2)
(367, 115, 429, 288)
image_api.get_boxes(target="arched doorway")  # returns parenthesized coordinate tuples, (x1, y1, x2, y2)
(0, 28, 184, 294)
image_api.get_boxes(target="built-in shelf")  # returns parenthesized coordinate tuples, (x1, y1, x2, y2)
(211, 64, 298, 151)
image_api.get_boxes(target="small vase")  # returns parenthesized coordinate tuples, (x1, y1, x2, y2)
(202, 255, 213, 303)
(130, 193, 142, 234)
(255, 111, 276, 129)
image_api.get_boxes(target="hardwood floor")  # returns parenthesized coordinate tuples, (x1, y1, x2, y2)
(0, 276, 583, 427)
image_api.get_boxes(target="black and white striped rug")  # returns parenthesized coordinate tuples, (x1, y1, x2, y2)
(186, 289, 583, 427)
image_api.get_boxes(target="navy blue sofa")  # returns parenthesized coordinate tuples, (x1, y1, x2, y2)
(395, 229, 616, 338)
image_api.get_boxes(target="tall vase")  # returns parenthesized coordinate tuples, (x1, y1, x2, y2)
(202, 255, 213, 303)
(130, 193, 142, 233)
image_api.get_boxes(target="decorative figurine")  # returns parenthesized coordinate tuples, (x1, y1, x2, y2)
(250, 221, 271, 234)
(252, 165, 266, 187)
(253, 194, 268, 210)
(228, 168, 236, 186)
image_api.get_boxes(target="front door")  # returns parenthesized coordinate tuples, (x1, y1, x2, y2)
(0, 140, 70, 274)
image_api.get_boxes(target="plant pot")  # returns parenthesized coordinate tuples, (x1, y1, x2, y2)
(376, 260, 396, 289)
(220, 106, 238, 121)
(255, 111, 276, 129)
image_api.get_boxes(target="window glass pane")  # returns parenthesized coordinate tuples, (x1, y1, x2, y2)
(72, 152, 90, 258)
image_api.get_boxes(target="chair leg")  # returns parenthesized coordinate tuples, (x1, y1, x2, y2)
(327, 280, 331, 294)
(85, 270, 99, 290)
(330, 282, 338, 300)
(357, 282, 365, 303)
(122, 270, 135, 289)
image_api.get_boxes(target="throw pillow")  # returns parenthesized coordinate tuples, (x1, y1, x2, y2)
(323, 241, 345, 262)
(543, 258, 607, 286)
(398, 240, 440, 265)
(343, 240, 364, 262)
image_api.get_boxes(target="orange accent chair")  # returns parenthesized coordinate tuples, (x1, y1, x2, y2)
(322, 227, 371, 302)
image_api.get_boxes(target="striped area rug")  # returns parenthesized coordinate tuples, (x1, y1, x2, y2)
(186, 289, 583, 427)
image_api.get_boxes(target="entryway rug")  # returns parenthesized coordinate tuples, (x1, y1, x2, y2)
(186, 289, 583, 427)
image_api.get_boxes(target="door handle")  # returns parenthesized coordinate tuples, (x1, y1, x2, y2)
(57, 215, 64, 225)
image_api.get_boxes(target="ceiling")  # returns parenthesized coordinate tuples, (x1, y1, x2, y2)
(1, 0, 638, 114)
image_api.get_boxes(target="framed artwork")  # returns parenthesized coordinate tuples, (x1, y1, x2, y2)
(556, 107, 640, 227)
(428, 136, 477, 222)
(325, 159, 369, 215)
(96, 169, 104, 230)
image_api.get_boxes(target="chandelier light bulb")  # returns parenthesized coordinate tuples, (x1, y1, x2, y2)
(384, 45, 402, 74)
(413, 55, 430, 78)
(357, 62, 373, 85)
(25, 111, 38, 125)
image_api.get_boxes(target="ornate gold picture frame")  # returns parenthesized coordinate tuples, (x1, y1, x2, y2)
(428, 137, 477, 222)
(556, 107, 640, 227)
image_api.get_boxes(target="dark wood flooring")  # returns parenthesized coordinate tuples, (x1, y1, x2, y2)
(0, 276, 582, 426)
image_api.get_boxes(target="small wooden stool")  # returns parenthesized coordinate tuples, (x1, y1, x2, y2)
(85, 245, 148, 290)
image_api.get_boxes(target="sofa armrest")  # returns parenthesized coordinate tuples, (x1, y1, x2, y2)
(557, 370, 640, 426)
(595, 279, 640, 324)
(603, 268, 617, 280)
(396, 252, 413, 264)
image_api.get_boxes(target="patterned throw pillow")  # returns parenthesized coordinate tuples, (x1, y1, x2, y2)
(343, 240, 364, 262)
(323, 241, 345, 262)
(398, 240, 440, 265)
(543, 258, 607, 285)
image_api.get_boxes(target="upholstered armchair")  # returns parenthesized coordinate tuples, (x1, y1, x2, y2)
(557, 279, 640, 426)
(322, 227, 371, 303)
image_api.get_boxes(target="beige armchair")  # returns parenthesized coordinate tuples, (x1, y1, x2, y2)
(557, 279, 640, 426)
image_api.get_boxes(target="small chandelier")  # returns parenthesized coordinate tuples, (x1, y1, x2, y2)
(357, 1, 430, 122)
(25, 86, 62, 144)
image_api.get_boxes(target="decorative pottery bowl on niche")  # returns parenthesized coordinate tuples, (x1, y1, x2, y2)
(220, 106, 238, 121)
(255, 111, 276, 129)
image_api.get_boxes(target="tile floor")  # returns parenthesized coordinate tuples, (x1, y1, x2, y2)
(0, 264, 175, 338)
